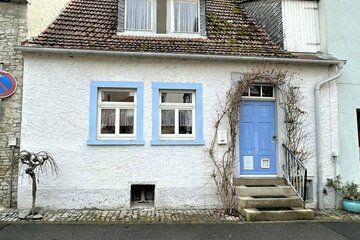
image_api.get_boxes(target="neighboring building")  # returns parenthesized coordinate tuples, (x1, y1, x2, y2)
(27, 0, 71, 38)
(16, 0, 343, 219)
(0, 0, 27, 208)
(319, 1, 360, 186)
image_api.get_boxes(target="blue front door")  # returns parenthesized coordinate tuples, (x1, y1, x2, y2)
(239, 101, 276, 175)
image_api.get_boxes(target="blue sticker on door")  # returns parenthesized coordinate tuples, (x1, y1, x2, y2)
(239, 101, 276, 175)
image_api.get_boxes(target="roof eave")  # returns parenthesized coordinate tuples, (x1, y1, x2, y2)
(15, 46, 346, 66)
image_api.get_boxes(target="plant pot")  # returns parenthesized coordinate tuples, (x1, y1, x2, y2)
(343, 199, 360, 213)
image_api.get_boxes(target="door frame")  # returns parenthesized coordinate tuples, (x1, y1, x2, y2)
(238, 85, 279, 177)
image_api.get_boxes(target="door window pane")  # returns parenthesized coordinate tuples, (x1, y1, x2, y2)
(126, 0, 153, 30)
(101, 109, 116, 134)
(262, 86, 273, 97)
(101, 91, 134, 102)
(179, 110, 192, 134)
(161, 92, 192, 103)
(161, 110, 175, 134)
(174, 0, 199, 32)
(250, 85, 261, 97)
(120, 109, 134, 134)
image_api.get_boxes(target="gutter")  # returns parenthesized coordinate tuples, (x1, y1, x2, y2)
(315, 63, 344, 209)
(14, 46, 345, 66)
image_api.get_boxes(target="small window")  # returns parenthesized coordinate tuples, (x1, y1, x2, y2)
(98, 89, 136, 138)
(126, 0, 154, 31)
(131, 184, 155, 208)
(173, 0, 200, 33)
(159, 90, 195, 138)
(88, 81, 144, 146)
(242, 85, 274, 98)
(151, 83, 204, 145)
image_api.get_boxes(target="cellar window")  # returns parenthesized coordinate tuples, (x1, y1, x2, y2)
(131, 184, 155, 208)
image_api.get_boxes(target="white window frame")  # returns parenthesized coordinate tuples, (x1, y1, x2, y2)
(171, 0, 200, 34)
(125, 0, 157, 32)
(159, 90, 196, 139)
(97, 88, 137, 139)
(242, 84, 275, 100)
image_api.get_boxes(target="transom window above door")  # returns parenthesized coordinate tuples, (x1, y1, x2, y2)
(123, 0, 203, 35)
(242, 85, 274, 98)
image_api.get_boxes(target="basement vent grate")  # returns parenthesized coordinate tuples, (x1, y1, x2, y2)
(131, 184, 155, 208)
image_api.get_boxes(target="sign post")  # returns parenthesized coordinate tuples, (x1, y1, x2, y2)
(0, 70, 17, 99)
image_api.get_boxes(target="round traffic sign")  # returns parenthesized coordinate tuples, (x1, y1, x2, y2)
(0, 70, 17, 99)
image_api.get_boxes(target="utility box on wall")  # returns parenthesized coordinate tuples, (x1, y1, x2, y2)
(217, 130, 228, 145)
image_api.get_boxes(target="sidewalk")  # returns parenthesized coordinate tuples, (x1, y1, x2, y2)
(0, 208, 359, 223)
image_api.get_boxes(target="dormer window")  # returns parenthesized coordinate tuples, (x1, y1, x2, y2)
(173, 0, 200, 33)
(125, 0, 154, 31)
(119, 0, 205, 36)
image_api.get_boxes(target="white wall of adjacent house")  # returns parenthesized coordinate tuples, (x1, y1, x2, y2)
(27, 0, 71, 38)
(18, 54, 338, 209)
(282, 0, 321, 53)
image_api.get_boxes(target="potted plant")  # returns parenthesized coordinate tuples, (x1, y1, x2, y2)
(326, 175, 360, 213)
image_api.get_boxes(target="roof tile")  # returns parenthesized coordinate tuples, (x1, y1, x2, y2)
(23, 0, 294, 58)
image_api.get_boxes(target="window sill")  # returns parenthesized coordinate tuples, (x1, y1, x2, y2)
(151, 139, 204, 146)
(87, 139, 145, 146)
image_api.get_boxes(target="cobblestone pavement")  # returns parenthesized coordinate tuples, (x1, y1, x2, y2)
(0, 208, 244, 223)
(0, 208, 359, 223)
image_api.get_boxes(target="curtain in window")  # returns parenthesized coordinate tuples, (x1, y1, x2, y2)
(179, 110, 192, 134)
(120, 109, 134, 133)
(126, 0, 153, 30)
(161, 110, 175, 134)
(101, 109, 115, 134)
(174, 1, 199, 32)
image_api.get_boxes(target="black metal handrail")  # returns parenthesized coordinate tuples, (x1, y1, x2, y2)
(282, 144, 307, 202)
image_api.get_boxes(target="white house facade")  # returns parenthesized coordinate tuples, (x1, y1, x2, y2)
(16, 0, 344, 218)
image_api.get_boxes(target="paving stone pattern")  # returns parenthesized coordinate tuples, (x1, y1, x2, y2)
(0, 208, 359, 223)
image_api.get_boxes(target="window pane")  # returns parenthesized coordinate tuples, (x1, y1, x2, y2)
(262, 86, 274, 97)
(161, 110, 175, 134)
(120, 109, 134, 134)
(126, 0, 152, 30)
(250, 85, 261, 97)
(242, 89, 249, 96)
(101, 91, 134, 102)
(161, 92, 192, 103)
(179, 110, 192, 134)
(101, 109, 115, 134)
(174, 1, 199, 32)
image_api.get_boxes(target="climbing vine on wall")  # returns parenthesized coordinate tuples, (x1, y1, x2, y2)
(207, 68, 311, 214)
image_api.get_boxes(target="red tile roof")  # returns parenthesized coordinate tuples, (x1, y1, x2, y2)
(23, 0, 294, 58)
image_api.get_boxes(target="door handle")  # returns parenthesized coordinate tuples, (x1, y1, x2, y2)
(272, 135, 276, 141)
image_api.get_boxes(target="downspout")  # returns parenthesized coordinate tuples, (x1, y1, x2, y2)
(315, 63, 344, 209)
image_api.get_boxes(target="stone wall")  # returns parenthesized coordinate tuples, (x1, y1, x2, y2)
(0, 2, 27, 208)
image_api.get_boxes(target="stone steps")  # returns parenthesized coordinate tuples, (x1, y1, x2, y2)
(234, 177, 314, 221)
(237, 196, 304, 209)
(235, 185, 297, 196)
(239, 207, 314, 222)
(234, 177, 287, 186)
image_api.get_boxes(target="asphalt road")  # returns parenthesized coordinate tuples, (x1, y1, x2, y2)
(0, 222, 359, 240)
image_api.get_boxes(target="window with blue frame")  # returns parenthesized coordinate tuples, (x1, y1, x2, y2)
(87, 81, 144, 145)
(152, 82, 204, 145)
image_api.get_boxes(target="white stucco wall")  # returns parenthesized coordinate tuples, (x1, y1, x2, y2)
(318, 0, 360, 186)
(18, 54, 338, 209)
